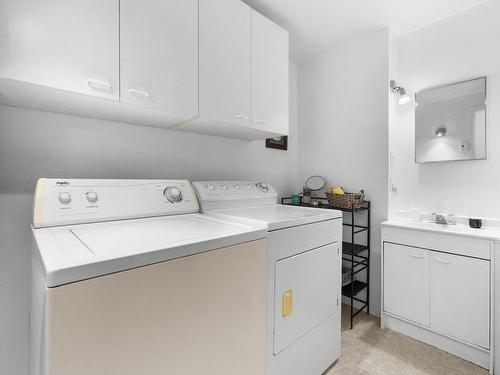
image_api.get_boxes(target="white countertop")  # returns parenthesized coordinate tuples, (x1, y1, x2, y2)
(382, 218, 500, 241)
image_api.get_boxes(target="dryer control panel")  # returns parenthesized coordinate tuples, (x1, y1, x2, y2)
(33, 179, 199, 228)
(193, 181, 278, 212)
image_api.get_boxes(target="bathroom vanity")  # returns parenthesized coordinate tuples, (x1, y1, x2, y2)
(381, 219, 500, 373)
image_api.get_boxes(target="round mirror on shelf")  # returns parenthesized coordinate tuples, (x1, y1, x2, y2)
(305, 175, 326, 191)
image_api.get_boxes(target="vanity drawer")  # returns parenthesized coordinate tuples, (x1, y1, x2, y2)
(382, 226, 491, 260)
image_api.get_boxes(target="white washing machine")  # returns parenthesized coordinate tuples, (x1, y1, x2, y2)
(30, 178, 269, 375)
(193, 181, 343, 375)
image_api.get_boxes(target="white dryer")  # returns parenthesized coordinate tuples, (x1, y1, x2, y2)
(30, 179, 268, 375)
(193, 181, 343, 375)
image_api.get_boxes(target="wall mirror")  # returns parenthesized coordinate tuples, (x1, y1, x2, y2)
(415, 77, 486, 163)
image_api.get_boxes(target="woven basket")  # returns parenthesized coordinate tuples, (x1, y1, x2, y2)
(325, 191, 364, 209)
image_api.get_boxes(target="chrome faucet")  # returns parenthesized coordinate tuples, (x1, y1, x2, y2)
(430, 213, 457, 225)
(435, 214, 447, 225)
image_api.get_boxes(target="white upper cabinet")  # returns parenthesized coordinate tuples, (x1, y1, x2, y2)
(120, 0, 198, 116)
(199, 0, 252, 128)
(251, 10, 289, 135)
(0, 0, 119, 100)
(0, 0, 289, 140)
(197, 0, 289, 136)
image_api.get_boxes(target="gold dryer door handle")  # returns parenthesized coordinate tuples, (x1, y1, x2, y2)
(282, 290, 293, 317)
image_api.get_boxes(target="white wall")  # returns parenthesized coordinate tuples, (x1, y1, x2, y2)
(0, 65, 299, 195)
(389, 0, 500, 219)
(297, 29, 390, 315)
(0, 64, 298, 375)
(0, 195, 32, 375)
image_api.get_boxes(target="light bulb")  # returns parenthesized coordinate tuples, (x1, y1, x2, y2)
(435, 128, 447, 137)
(398, 94, 410, 105)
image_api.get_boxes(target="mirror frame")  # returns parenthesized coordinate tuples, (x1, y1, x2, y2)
(414, 76, 487, 164)
(305, 175, 326, 191)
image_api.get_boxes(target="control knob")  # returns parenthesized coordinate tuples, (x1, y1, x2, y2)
(164, 186, 183, 203)
(85, 191, 98, 204)
(58, 192, 72, 205)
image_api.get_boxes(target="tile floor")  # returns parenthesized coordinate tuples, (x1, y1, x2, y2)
(326, 305, 487, 375)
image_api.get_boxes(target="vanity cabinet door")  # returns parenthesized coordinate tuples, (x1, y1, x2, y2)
(430, 252, 490, 348)
(383, 243, 430, 326)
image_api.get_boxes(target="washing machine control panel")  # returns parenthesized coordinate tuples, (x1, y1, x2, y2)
(33, 179, 199, 228)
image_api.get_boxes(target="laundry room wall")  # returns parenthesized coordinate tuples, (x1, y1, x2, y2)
(0, 194, 32, 375)
(389, 0, 500, 220)
(0, 64, 298, 375)
(297, 29, 390, 316)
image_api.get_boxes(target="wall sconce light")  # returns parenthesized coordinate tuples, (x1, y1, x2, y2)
(435, 127, 447, 137)
(390, 80, 410, 105)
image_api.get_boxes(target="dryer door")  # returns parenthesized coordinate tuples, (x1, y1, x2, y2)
(273, 242, 339, 354)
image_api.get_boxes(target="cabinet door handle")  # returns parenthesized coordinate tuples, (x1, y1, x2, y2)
(235, 114, 249, 120)
(253, 119, 264, 124)
(86, 78, 113, 92)
(128, 88, 151, 98)
(434, 257, 452, 264)
(409, 252, 425, 259)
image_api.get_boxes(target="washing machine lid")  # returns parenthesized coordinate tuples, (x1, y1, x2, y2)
(207, 204, 342, 231)
(32, 213, 267, 287)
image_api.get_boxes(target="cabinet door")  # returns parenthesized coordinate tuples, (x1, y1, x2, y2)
(251, 10, 289, 135)
(0, 0, 119, 100)
(273, 243, 339, 354)
(120, 0, 198, 116)
(199, 0, 251, 127)
(383, 243, 430, 326)
(430, 252, 490, 348)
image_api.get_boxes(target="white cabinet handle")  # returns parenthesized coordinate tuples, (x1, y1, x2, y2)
(253, 119, 265, 124)
(128, 88, 151, 98)
(235, 114, 248, 120)
(86, 78, 113, 92)
(409, 252, 425, 259)
(434, 257, 452, 264)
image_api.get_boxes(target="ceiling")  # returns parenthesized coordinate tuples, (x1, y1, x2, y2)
(244, 0, 490, 63)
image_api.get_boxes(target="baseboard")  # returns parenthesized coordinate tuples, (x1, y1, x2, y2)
(383, 312, 490, 370)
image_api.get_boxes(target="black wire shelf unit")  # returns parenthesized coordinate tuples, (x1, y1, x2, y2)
(281, 196, 371, 329)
